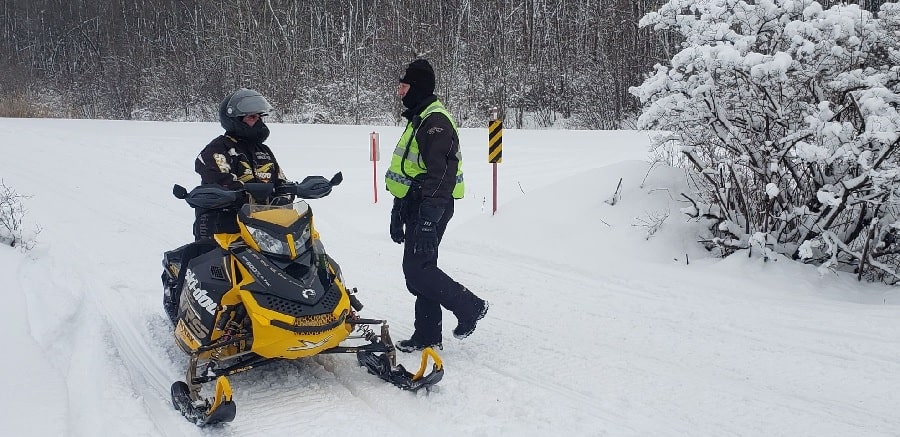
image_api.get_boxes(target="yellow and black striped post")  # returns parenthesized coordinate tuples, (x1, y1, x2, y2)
(488, 108, 502, 215)
(489, 119, 503, 164)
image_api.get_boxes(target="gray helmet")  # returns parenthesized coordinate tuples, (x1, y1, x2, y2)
(223, 88, 273, 117)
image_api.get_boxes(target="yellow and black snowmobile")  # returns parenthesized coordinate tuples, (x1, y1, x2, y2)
(161, 173, 442, 426)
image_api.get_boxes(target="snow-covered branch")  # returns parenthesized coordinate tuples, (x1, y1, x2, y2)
(0, 181, 40, 250)
(632, 0, 900, 282)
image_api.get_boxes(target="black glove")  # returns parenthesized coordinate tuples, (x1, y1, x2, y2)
(414, 198, 445, 254)
(390, 197, 405, 244)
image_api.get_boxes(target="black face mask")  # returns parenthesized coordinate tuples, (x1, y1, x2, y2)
(227, 118, 270, 143)
(402, 85, 431, 109)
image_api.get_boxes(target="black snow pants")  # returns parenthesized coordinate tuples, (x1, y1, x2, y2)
(401, 199, 482, 343)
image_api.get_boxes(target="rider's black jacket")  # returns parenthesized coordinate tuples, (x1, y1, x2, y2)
(195, 134, 288, 189)
(192, 134, 288, 240)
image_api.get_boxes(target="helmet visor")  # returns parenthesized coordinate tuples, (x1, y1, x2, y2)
(227, 90, 273, 117)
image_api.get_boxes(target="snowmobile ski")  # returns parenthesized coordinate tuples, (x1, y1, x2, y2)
(358, 347, 444, 391)
(171, 376, 236, 426)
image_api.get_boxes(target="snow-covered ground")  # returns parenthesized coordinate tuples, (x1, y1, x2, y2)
(1, 118, 899, 436)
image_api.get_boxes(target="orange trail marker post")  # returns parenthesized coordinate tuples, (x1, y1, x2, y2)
(370, 131, 380, 203)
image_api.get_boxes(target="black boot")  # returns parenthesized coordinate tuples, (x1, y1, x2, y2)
(453, 299, 489, 339)
(396, 337, 443, 353)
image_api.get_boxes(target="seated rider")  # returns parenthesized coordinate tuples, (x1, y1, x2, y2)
(193, 88, 291, 240)
(163, 88, 291, 320)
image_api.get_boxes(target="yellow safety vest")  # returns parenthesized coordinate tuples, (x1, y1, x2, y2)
(384, 100, 465, 199)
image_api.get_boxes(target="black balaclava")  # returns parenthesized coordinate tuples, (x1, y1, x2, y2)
(399, 59, 436, 109)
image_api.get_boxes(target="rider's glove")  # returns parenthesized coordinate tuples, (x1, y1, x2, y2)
(390, 197, 405, 244)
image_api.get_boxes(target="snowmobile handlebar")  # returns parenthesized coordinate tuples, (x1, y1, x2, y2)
(172, 172, 343, 210)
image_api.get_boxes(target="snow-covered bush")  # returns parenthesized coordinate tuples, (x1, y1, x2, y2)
(631, 0, 900, 282)
(0, 181, 40, 250)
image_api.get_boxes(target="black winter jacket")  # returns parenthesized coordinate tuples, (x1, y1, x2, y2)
(401, 95, 460, 204)
(195, 135, 288, 189)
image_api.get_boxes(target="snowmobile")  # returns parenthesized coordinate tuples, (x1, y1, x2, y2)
(160, 173, 443, 426)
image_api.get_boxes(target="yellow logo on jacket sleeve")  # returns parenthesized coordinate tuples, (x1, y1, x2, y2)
(213, 153, 230, 172)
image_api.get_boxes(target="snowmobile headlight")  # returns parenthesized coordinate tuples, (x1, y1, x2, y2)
(292, 224, 312, 255)
(246, 225, 290, 256)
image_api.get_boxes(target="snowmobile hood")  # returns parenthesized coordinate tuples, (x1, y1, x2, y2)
(232, 248, 328, 307)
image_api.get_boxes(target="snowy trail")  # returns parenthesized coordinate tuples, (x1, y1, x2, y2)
(429, 238, 900, 436)
(3, 119, 900, 436)
(34, 206, 196, 436)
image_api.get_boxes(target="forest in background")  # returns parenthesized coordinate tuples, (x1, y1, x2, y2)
(0, 0, 888, 128)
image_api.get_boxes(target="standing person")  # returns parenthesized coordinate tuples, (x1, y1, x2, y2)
(193, 88, 290, 240)
(385, 58, 488, 352)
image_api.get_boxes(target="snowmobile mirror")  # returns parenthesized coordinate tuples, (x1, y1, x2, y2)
(330, 172, 343, 186)
(173, 184, 188, 199)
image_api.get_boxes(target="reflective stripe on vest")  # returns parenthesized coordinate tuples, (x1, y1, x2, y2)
(384, 101, 465, 199)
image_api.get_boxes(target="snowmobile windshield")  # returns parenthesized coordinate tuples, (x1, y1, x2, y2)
(238, 202, 313, 260)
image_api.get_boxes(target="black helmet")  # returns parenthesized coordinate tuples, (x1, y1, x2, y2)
(219, 88, 273, 142)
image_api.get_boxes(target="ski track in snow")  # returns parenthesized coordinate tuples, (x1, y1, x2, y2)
(54, 236, 196, 435)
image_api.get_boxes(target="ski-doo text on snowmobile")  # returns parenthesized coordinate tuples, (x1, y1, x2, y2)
(161, 173, 443, 426)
